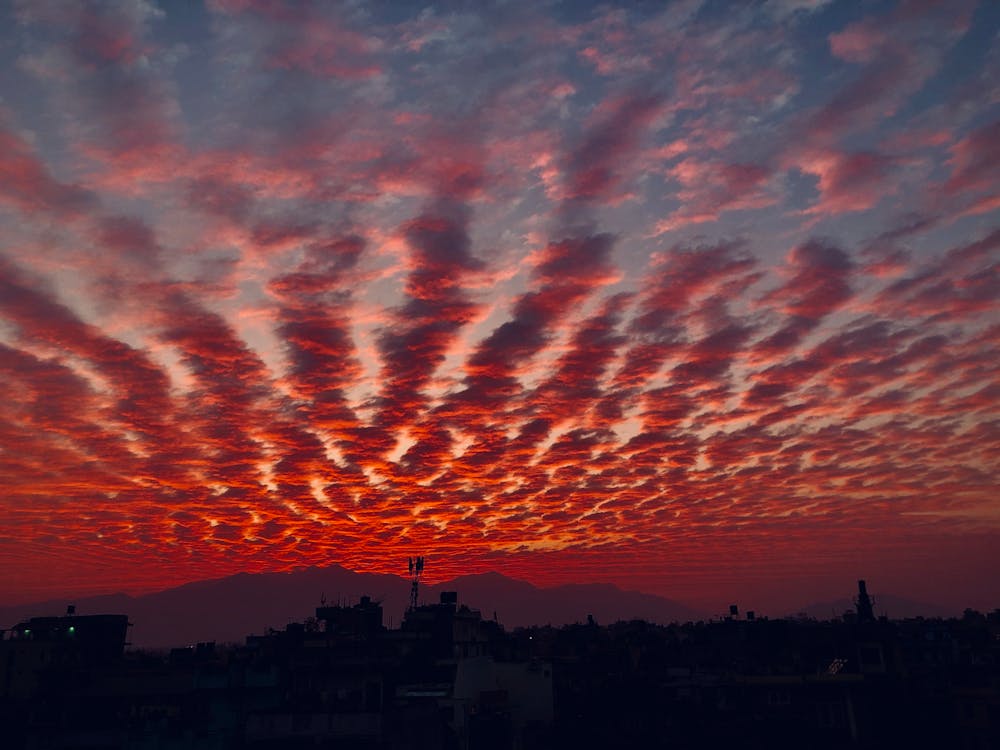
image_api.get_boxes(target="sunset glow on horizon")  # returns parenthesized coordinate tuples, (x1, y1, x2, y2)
(1, 0, 998, 613)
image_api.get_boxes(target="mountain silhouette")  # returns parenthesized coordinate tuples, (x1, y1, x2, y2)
(0, 566, 701, 648)
(789, 593, 954, 620)
(424, 572, 701, 629)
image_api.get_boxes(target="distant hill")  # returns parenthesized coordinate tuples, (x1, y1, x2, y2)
(423, 572, 701, 630)
(789, 593, 955, 621)
(0, 566, 700, 648)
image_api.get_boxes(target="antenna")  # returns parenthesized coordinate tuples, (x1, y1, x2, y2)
(408, 555, 425, 611)
(855, 579, 875, 623)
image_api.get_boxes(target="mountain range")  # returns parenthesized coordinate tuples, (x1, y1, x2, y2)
(2, 566, 959, 648)
(0, 566, 702, 648)
(790, 593, 955, 621)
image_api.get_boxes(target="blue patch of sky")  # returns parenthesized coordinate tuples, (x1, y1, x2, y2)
(899, 2, 1000, 134)
(154, 2, 217, 145)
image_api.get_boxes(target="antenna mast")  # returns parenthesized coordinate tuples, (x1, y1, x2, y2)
(408, 556, 425, 611)
(855, 579, 875, 623)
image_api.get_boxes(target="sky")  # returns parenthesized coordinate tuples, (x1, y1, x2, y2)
(0, 0, 997, 615)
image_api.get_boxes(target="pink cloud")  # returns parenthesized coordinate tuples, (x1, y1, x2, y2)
(654, 160, 774, 233)
(943, 119, 1000, 197)
(561, 93, 662, 204)
(828, 21, 885, 63)
(0, 120, 94, 217)
(797, 148, 898, 214)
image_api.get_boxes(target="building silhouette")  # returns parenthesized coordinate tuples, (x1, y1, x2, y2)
(1, 582, 998, 749)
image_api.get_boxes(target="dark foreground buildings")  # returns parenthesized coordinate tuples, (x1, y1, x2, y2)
(2, 583, 998, 749)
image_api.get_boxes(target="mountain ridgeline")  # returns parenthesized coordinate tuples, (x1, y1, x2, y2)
(0, 566, 701, 648)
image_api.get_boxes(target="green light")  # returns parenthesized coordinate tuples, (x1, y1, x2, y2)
(68, 626, 75, 634)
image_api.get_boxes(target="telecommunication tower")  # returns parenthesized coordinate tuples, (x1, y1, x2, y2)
(407, 556, 425, 611)
(855, 579, 876, 623)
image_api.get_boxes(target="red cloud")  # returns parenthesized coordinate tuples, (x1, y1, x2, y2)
(943, 119, 1000, 198)
(561, 94, 661, 204)
(0, 0, 997, 613)
(0, 121, 94, 217)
